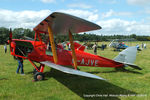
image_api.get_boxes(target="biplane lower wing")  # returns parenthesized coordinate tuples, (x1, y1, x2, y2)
(40, 61, 106, 80)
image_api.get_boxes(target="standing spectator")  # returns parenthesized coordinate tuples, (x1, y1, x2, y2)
(101, 44, 105, 50)
(68, 43, 71, 50)
(16, 57, 24, 75)
(136, 44, 140, 50)
(144, 43, 146, 49)
(141, 43, 144, 48)
(92, 43, 97, 55)
(4, 44, 7, 53)
(62, 42, 66, 49)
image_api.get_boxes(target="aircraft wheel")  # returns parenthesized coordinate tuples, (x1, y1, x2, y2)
(34, 72, 44, 81)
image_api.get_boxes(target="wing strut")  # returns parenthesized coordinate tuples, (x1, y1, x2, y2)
(48, 25, 58, 64)
(69, 30, 77, 70)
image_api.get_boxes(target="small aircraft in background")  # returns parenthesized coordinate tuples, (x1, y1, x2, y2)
(8, 12, 142, 81)
(109, 39, 142, 51)
(109, 39, 128, 51)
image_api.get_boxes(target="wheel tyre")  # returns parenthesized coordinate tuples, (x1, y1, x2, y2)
(34, 72, 44, 81)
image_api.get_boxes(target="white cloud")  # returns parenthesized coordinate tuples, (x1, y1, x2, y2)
(127, 0, 150, 6)
(57, 9, 150, 35)
(101, 9, 114, 18)
(144, 7, 150, 14)
(0, 9, 99, 29)
(99, 0, 117, 4)
(41, 0, 55, 3)
(0, 9, 150, 35)
(97, 19, 150, 35)
(57, 9, 99, 22)
(101, 9, 133, 19)
(0, 9, 51, 29)
(68, 3, 92, 9)
(110, 0, 117, 4)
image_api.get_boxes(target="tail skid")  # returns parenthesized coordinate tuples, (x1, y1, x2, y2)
(113, 46, 142, 70)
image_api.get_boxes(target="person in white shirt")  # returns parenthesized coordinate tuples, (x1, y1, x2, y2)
(92, 43, 97, 55)
(4, 44, 7, 53)
(144, 43, 146, 49)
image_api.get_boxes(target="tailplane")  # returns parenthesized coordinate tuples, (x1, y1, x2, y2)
(113, 46, 142, 70)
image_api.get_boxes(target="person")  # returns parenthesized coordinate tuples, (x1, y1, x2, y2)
(142, 43, 144, 48)
(47, 42, 51, 51)
(62, 42, 66, 49)
(68, 43, 71, 50)
(101, 44, 105, 50)
(4, 44, 7, 53)
(92, 43, 97, 55)
(136, 44, 140, 50)
(144, 43, 146, 49)
(16, 57, 24, 75)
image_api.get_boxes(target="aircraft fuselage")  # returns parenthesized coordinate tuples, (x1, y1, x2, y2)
(10, 39, 123, 69)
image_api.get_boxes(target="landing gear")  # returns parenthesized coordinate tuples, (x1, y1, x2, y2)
(33, 64, 45, 81)
(34, 72, 45, 81)
(28, 60, 45, 81)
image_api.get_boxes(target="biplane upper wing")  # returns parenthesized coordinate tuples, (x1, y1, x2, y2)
(40, 61, 106, 80)
(34, 12, 101, 35)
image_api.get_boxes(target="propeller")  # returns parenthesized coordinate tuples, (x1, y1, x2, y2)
(9, 28, 12, 52)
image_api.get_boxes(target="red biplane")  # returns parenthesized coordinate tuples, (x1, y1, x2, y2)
(8, 12, 141, 81)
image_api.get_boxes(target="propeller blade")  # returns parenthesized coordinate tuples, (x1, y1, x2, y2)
(9, 28, 12, 52)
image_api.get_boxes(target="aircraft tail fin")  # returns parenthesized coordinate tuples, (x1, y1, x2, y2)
(113, 46, 142, 70)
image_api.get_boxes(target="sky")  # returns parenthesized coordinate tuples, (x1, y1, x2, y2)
(0, 0, 150, 35)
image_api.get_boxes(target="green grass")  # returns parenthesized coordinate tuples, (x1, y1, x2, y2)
(0, 41, 150, 100)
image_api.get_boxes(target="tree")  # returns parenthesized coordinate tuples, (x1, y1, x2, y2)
(13, 28, 24, 39)
(130, 34, 136, 39)
(0, 27, 150, 44)
(0, 27, 9, 44)
(24, 29, 35, 39)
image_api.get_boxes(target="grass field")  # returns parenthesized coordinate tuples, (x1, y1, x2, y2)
(0, 41, 150, 100)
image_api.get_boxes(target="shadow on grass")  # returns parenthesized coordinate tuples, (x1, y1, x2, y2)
(44, 68, 137, 100)
(27, 71, 33, 74)
(86, 68, 143, 75)
(0, 78, 8, 80)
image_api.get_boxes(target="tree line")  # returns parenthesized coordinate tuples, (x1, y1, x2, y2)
(0, 27, 34, 44)
(0, 27, 150, 44)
